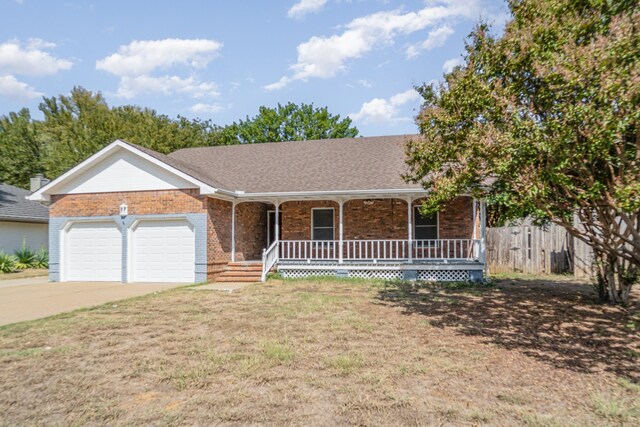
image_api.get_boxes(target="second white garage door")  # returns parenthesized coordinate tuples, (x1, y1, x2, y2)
(130, 219, 195, 283)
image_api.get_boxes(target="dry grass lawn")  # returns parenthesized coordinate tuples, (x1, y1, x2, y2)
(1, 276, 639, 426)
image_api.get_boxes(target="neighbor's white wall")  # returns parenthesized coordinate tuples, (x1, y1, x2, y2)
(0, 221, 48, 253)
(55, 148, 197, 194)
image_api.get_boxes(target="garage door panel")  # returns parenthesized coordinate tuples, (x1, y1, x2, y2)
(65, 222, 122, 282)
(131, 220, 195, 283)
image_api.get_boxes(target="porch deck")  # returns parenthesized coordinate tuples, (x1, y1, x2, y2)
(263, 238, 486, 282)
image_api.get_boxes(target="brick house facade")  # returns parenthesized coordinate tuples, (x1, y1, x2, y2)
(32, 137, 487, 283)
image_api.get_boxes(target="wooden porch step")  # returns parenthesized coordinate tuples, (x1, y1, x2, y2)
(215, 261, 264, 283)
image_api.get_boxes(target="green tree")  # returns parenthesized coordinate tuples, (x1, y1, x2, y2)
(0, 109, 45, 188)
(405, 0, 639, 304)
(39, 87, 223, 179)
(220, 102, 358, 144)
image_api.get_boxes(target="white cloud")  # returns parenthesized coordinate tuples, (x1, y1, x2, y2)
(190, 102, 224, 114)
(0, 38, 72, 76)
(288, 0, 328, 18)
(96, 38, 222, 99)
(442, 57, 463, 72)
(266, 0, 478, 90)
(0, 75, 43, 100)
(406, 25, 454, 58)
(350, 88, 420, 124)
(96, 38, 221, 76)
(115, 75, 220, 99)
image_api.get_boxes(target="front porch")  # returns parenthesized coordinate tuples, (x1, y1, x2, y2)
(222, 195, 490, 283)
(269, 238, 485, 281)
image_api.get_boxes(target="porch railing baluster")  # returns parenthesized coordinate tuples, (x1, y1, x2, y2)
(276, 239, 479, 263)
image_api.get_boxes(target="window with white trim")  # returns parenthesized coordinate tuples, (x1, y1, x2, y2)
(414, 207, 438, 239)
(312, 208, 334, 240)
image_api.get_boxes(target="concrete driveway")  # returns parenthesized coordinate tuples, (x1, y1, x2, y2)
(0, 277, 186, 326)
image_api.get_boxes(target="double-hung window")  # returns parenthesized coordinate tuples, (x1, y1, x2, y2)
(312, 208, 334, 240)
(414, 207, 438, 240)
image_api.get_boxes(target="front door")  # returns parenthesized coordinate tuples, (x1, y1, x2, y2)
(267, 210, 282, 246)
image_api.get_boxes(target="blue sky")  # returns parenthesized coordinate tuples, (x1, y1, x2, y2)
(1, 0, 508, 136)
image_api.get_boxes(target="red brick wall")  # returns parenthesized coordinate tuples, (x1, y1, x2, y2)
(344, 199, 407, 239)
(206, 197, 232, 279)
(235, 202, 268, 261)
(279, 197, 474, 241)
(49, 189, 205, 217)
(280, 200, 339, 240)
(430, 196, 474, 239)
(205, 199, 269, 279)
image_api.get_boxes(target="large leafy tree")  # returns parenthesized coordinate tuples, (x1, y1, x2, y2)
(220, 102, 358, 144)
(0, 109, 45, 188)
(40, 87, 223, 178)
(405, 0, 639, 304)
(0, 87, 223, 186)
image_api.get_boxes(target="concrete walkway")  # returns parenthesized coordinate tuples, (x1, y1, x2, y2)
(0, 279, 185, 326)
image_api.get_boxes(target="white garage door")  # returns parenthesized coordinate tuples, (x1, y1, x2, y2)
(131, 220, 195, 283)
(64, 222, 122, 281)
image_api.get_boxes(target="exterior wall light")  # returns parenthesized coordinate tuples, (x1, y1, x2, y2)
(119, 203, 128, 217)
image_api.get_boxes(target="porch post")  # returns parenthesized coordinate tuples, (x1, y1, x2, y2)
(274, 201, 280, 242)
(472, 198, 477, 240)
(480, 199, 488, 277)
(338, 199, 344, 263)
(231, 201, 236, 262)
(407, 197, 413, 263)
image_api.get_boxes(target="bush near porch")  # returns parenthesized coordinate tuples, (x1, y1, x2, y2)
(0, 277, 638, 425)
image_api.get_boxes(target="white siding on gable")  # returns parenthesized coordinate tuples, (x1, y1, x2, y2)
(56, 148, 197, 194)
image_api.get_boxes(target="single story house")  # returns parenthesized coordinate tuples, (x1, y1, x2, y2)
(28, 135, 487, 283)
(0, 181, 49, 253)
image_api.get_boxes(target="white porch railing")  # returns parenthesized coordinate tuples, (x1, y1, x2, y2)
(261, 240, 279, 282)
(279, 239, 479, 262)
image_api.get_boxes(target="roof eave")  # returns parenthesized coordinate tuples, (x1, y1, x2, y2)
(225, 188, 431, 202)
(0, 216, 48, 224)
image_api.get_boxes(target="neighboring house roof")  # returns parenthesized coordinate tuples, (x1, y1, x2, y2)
(0, 182, 49, 223)
(167, 134, 422, 194)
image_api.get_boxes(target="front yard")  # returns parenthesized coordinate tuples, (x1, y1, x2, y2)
(1, 277, 638, 425)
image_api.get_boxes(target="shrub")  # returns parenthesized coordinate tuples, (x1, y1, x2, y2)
(33, 247, 49, 269)
(0, 252, 18, 273)
(14, 246, 36, 270)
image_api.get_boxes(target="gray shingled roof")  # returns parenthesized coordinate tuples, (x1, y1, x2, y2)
(0, 182, 49, 223)
(164, 134, 423, 194)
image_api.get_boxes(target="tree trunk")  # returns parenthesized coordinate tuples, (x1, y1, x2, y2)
(593, 250, 637, 305)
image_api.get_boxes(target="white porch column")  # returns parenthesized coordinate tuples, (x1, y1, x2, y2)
(231, 201, 237, 262)
(274, 201, 280, 242)
(338, 199, 344, 263)
(407, 197, 413, 263)
(472, 198, 478, 240)
(480, 199, 488, 276)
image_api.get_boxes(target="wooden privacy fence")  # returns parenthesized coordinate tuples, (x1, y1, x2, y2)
(487, 221, 574, 275)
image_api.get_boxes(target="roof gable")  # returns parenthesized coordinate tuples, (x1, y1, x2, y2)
(54, 148, 198, 194)
(28, 140, 218, 202)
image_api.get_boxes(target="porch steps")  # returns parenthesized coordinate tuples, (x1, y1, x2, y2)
(216, 262, 263, 283)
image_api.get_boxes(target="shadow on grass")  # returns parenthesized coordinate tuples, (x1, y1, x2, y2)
(376, 278, 640, 381)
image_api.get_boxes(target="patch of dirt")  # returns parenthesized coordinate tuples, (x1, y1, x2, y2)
(0, 269, 48, 280)
(0, 277, 638, 426)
